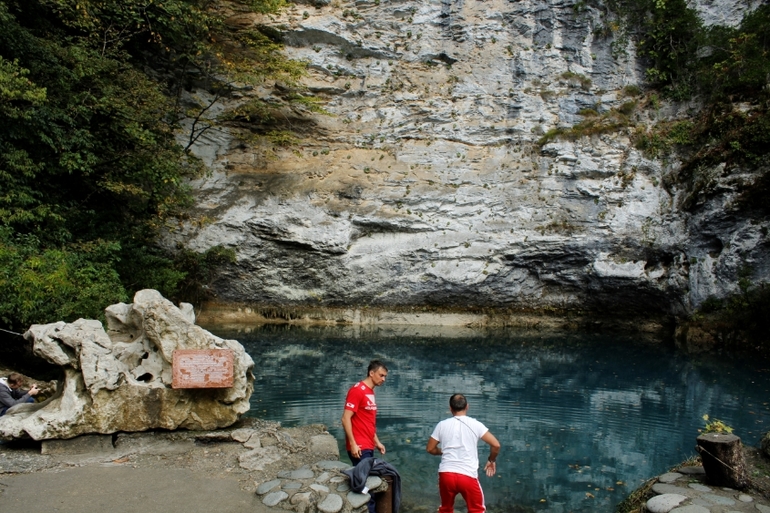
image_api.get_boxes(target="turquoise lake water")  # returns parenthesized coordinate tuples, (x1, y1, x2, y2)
(206, 324, 770, 513)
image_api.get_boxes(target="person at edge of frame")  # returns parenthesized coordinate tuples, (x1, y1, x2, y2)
(0, 372, 39, 416)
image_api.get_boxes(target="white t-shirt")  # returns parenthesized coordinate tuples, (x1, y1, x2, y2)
(430, 415, 489, 478)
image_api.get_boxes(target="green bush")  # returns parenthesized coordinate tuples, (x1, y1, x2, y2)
(0, 0, 298, 329)
(0, 228, 128, 330)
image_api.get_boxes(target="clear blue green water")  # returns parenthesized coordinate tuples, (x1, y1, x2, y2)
(206, 324, 770, 513)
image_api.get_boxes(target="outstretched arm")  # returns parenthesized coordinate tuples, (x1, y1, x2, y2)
(481, 431, 501, 477)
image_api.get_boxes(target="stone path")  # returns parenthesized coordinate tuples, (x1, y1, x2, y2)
(256, 460, 387, 513)
(645, 466, 770, 513)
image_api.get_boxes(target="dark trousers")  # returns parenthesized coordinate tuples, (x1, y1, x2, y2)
(348, 449, 376, 513)
(0, 397, 34, 416)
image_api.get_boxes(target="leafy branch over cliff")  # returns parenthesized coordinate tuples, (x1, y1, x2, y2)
(0, 0, 301, 329)
(591, 0, 770, 213)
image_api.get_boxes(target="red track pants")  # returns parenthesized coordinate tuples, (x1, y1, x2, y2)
(438, 472, 486, 513)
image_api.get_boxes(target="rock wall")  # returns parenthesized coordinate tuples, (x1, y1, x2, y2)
(162, 0, 769, 318)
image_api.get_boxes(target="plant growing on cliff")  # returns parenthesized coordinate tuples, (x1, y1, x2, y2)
(692, 264, 770, 350)
(589, 1, 770, 216)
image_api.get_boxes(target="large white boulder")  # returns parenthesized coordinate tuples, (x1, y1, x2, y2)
(0, 290, 254, 440)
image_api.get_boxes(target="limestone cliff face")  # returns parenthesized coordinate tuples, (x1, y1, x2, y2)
(163, 0, 768, 317)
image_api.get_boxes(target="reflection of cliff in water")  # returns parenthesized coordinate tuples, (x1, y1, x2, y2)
(213, 324, 770, 513)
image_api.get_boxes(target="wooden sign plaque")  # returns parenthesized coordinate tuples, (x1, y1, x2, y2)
(172, 349, 234, 389)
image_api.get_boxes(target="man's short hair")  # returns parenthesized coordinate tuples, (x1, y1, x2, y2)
(367, 360, 388, 374)
(7, 372, 24, 386)
(449, 393, 467, 412)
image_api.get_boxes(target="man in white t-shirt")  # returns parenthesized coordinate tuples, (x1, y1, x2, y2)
(426, 393, 501, 513)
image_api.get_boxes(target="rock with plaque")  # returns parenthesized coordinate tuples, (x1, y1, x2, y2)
(172, 349, 234, 389)
(0, 290, 254, 441)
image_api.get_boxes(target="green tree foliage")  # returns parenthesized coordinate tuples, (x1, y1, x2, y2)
(602, 1, 770, 214)
(635, 0, 702, 98)
(603, 0, 770, 101)
(0, 228, 127, 329)
(700, 5, 770, 98)
(0, 0, 296, 329)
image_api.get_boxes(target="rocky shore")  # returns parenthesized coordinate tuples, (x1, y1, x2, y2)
(620, 447, 770, 513)
(0, 418, 382, 513)
(3, 418, 770, 513)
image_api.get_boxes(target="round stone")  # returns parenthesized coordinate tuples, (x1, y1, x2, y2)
(670, 506, 709, 513)
(316, 460, 352, 470)
(701, 494, 735, 506)
(318, 493, 344, 513)
(262, 491, 288, 507)
(315, 472, 331, 483)
(688, 483, 711, 492)
(256, 479, 282, 495)
(652, 483, 693, 496)
(283, 481, 303, 490)
(289, 468, 315, 479)
(659, 472, 683, 483)
(365, 476, 382, 490)
(738, 494, 753, 502)
(330, 476, 347, 483)
(646, 494, 688, 513)
(347, 491, 371, 509)
(678, 466, 706, 475)
(311, 483, 330, 493)
(337, 482, 351, 492)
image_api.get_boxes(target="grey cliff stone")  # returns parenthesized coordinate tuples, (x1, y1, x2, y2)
(163, 0, 767, 321)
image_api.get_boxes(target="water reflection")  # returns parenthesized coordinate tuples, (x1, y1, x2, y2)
(206, 324, 770, 513)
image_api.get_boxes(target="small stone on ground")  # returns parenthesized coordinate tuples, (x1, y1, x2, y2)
(317, 494, 344, 513)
